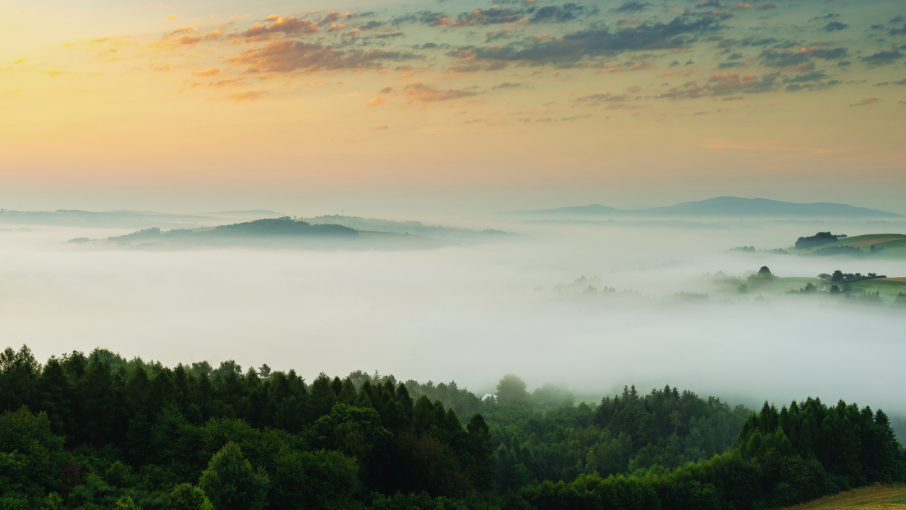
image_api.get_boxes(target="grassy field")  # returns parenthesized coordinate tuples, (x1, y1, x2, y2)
(789, 234, 906, 259)
(850, 278, 906, 297)
(782, 484, 906, 510)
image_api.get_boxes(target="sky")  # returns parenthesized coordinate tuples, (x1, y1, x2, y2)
(2, 0, 906, 214)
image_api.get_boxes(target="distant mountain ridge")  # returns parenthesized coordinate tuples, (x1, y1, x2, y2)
(510, 197, 903, 218)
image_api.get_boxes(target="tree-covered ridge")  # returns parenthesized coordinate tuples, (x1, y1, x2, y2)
(1, 345, 904, 510)
(104, 217, 358, 244)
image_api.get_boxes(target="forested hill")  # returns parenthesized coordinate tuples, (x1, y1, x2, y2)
(1, 345, 904, 510)
(105, 217, 358, 244)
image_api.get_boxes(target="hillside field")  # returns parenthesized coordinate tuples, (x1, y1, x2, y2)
(791, 234, 906, 259)
(782, 484, 906, 510)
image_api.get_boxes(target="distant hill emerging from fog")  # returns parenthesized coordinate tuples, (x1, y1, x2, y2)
(510, 197, 903, 218)
(70, 217, 447, 250)
(514, 204, 624, 216)
(304, 215, 513, 243)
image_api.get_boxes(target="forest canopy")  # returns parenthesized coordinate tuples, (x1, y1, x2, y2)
(1, 345, 904, 510)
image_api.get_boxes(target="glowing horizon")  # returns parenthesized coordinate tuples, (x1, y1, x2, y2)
(2, 0, 905, 213)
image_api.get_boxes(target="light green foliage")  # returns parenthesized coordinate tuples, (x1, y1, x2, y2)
(495, 375, 530, 407)
(198, 442, 269, 510)
(113, 496, 140, 509)
(168, 484, 213, 510)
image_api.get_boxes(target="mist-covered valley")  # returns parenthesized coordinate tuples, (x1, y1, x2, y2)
(3, 212, 905, 416)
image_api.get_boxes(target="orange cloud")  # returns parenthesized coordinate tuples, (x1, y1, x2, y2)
(851, 98, 880, 106)
(243, 16, 318, 41)
(404, 83, 478, 103)
(368, 97, 388, 106)
(193, 68, 220, 77)
(324, 11, 351, 22)
(230, 91, 268, 101)
(231, 40, 404, 73)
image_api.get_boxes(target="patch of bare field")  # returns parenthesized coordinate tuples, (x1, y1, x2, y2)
(782, 484, 906, 510)
(844, 237, 905, 248)
(882, 278, 906, 283)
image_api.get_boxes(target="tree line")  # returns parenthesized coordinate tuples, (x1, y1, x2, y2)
(1, 345, 904, 510)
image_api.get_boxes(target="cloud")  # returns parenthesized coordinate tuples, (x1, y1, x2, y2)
(530, 5, 586, 23)
(404, 83, 478, 102)
(372, 125, 389, 130)
(560, 114, 593, 120)
(243, 16, 318, 41)
(493, 82, 523, 89)
(576, 92, 627, 102)
(380, 86, 394, 93)
(167, 15, 178, 22)
(784, 71, 827, 83)
(860, 50, 903, 66)
(809, 47, 849, 60)
(756, 46, 845, 71)
(614, 1, 650, 12)
(193, 68, 220, 77)
(454, 7, 524, 26)
(452, 15, 722, 65)
(783, 72, 839, 92)
(160, 27, 224, 47)
(324, 12, 351, 23)
(359, 20, 385, 30)
(893, 79, 906, 85)
(823, 22, 848, 32)
(809, 13, 839, 22)
(758, 49, 809, 68)
(230, 40, 409, 73)
(464, 118, 482, 123)
(756, 3, 775, 10)
(368, 97, 387, 106)
(230, 91, 268, 102)
(850, 97, 879, 106)
(391, 11, 448, 26)
(657, 72, 777, 99)
(889, 23, 906, 36)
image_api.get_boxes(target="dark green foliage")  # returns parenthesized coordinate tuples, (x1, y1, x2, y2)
(269, 449, 359, 510)
(2, 345, 904, 510)
(796, 232, 838, 249)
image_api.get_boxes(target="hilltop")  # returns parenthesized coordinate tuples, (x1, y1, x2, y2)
(509, 197, 902, 218)
(791, 233, 906, 258)
(68, 217, 446, 250)
(303, 215, 513, 244)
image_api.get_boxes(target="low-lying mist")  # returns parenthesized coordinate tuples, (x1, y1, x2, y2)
(2, 217, 905, 415)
